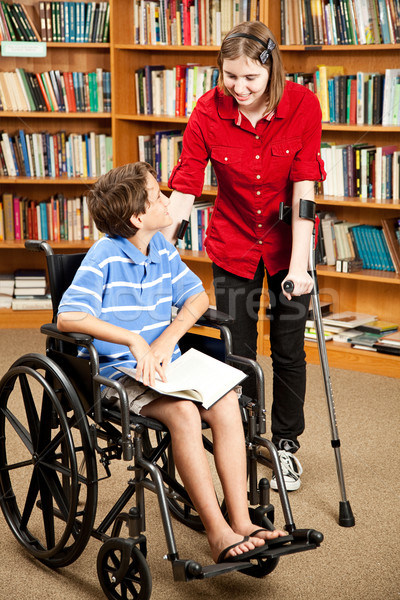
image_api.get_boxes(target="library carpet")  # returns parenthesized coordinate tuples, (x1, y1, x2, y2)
(0, 329, 399, 600)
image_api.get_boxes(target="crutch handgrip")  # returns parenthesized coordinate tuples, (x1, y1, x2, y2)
(283, 280, 294, 293)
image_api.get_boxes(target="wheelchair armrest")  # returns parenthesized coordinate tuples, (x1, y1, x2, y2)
(196, 307, 234, 327)
(40, 322, 94, 346)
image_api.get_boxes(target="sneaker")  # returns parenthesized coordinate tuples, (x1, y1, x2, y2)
(270, 450, 303, 492)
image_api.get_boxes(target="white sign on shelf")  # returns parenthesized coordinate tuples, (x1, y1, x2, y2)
(1, 41, 47, 57)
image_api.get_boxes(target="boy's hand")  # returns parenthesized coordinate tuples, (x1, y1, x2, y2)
(149, 337, 176, 372)
(128, 337, 167, 387)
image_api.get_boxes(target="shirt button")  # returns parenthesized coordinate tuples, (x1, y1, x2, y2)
(255, 135, 260, 139)
(258, 223, 262, 228)
(286, 150, 289, 154)
(258, 240, 263, 245)
(256, 175, 261, 179)
(255, 155, 260, 159)
(256, 191, 261, 195)
(224, 157, 228, 161)
(257, 209, 262, 214)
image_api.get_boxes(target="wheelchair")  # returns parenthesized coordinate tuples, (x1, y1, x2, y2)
(0, 240, 323, 600)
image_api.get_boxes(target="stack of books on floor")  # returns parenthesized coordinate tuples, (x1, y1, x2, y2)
(12, 269, 52, 311)
(305, 311, 400, 357)
(0, 274, 15, 309)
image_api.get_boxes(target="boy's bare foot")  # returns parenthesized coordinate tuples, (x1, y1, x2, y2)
(210, 529, 265, 564)
(232, 522, 287, 542)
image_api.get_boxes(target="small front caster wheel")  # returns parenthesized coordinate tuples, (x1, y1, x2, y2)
(97, 538, 152, 600)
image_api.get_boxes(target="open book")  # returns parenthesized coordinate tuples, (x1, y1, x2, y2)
(115, 348, 247, 410)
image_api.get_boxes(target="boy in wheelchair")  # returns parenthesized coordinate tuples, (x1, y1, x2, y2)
(57, 161, 285, 564)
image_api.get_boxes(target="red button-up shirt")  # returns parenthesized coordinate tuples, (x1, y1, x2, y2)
(168, 81, 326, 278)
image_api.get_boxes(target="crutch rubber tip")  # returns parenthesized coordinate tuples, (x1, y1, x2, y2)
(339, 500, 355, 527)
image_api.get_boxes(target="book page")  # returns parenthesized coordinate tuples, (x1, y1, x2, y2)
(115, 348, 247, 410)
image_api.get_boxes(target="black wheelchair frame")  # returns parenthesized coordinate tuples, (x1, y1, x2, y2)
(0, 240, 323, 600)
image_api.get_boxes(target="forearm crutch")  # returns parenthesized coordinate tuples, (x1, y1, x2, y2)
(281, 200, 355, 528)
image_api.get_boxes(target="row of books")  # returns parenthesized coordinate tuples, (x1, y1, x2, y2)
(0, 193, 103, 242)
(0, 130, 112, 178)
(317, 66, 400, 126)
(0, 0, 40, 42)
(317, 212, 400, 272)
(287, 67, 400, 126)
(0, 68, 111, 113)
(319, 142, 400, 202)
(281, 0, 400, 46)
(137, 130, 217, 185)
(135, 63, 219, 117)
(0, 1, 40, 41)
(133, 0, 259, 46)
(38, 0, 110, 42)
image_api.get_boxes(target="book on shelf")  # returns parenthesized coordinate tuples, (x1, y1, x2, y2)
(331, 328, 365, 343)
(14, 268, 46, 282)
(319, 142, 399, 202)
(115, 348, 247, 410)
(304, 327, 333, 342)
(132, 0, 258, 46)
(36, 1, 110, 43)
(0, 130, 112, 179)
(381, 217, 400, 274)
(376, 330, 400, 347)
(280, 0, 400, 46)
(135, 63, 218, 117)
(335, 258, 363, 273)
(0, 68, 111, 114)
(0, 193, 101, 242)
(356, 320, 399, 334)
(372, 342, 400, 356)
(322, 312, 378, 329)
(0, 1, 41, 42)
(11, 297, 52, 310)
(0, 273, 14, 309)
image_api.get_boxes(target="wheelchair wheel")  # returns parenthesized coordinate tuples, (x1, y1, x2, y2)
(0, 353, 98, 568)
(97, 538, 152, 600)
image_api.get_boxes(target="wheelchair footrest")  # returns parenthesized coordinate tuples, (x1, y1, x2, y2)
(258, 529, 323, 560)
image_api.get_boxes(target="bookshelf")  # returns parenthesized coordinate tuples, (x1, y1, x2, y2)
(1, 0, 399, 378)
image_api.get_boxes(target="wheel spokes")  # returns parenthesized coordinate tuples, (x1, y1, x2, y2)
(1, 406, 33, 454)
(19, 373, 40, 449)
(20, 470, 40, 530)
(37, 469, 56, 550)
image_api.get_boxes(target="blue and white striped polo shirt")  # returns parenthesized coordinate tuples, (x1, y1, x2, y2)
(58, 232, 204, 380)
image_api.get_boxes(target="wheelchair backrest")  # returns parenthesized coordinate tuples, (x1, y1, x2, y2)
(46, 252, 86, 322)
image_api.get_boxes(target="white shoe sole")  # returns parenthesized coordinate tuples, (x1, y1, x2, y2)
(270, 476, 301, 492)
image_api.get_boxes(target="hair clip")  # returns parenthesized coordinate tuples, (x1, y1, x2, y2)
(259, 39, 276, 64)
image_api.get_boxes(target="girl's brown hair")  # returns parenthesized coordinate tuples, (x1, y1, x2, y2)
(87, 162, 157, 238)
(217, 21, 285, 113)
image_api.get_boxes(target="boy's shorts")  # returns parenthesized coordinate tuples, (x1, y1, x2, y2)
(102, 375, 163, 415)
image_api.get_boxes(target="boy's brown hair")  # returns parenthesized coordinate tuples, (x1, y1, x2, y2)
(88, 162, 157, 238)
(217, 21, 285, 114)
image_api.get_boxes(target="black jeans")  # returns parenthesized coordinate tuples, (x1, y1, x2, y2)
(212, 260, 310, 451)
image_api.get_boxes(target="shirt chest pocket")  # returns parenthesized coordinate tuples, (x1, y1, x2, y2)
(270, 138, 302, 167)
(211, 146, 244, 182)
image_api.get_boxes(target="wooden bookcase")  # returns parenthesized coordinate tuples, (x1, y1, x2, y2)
(1, 0, 399, 378)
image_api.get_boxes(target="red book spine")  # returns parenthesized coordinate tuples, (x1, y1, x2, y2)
(64, 72, 77, 112)
(35, 73, 51, 111)
(13, 196, 21, 240)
